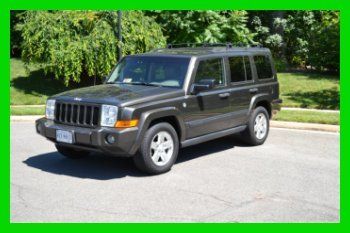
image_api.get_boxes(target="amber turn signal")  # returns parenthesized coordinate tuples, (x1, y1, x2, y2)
(115, 119, 139, 128)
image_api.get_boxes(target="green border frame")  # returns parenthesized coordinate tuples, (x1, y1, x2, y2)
(1, 0, 348, 230)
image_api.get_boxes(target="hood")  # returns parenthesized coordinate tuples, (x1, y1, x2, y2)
(53, 84, 184, 106)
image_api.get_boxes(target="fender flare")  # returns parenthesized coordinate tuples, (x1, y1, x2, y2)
(128, 107, 185, 154)
(247, 93, 272, 117)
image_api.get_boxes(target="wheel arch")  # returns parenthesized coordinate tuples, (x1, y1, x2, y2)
(248, 94, 273, 118)
(129, 107, 185, 155)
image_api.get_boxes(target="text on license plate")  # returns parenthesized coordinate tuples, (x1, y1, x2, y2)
(56, 130, 73, 144)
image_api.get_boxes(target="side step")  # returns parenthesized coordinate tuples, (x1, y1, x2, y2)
(181, 125, 247, 148)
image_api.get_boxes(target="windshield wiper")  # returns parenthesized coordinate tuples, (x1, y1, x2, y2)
(106, 81, 163, 87)
(108, 81, 162, 87)
(131, 82, 162, 87)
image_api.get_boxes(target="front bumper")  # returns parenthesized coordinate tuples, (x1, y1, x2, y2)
(35, 118, 138, 156)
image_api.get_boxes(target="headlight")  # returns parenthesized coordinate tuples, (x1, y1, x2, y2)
(45, 99, 56, 120)
(101, 105, 118, 127)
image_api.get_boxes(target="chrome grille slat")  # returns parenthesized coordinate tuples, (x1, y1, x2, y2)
(77, 105, 81, 124)
(83, 106, 87, 125)
(54, 101, 100, 127)
(90, 106, 94, 126)
(64, 104, 68, 123)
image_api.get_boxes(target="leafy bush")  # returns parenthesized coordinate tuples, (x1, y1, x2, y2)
(20, 11, 166, 86)
(273, 58, 287, 72)
(249, 11, 339, 73)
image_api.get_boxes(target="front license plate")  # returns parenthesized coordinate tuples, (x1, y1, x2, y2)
(56, 130, 74, 144)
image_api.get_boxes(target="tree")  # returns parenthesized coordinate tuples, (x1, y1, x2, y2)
(248, 10, 339, 73)
(10, 10, 25, 57)
(308, 11, 339, 72)
(147, 10, 255, 45)
(19, 11, 166, 86)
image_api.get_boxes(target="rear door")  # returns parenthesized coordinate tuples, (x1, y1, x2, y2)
(226, 55, 255, 127)
(252, 53, 276, 96)
(184, 57, 232, 139)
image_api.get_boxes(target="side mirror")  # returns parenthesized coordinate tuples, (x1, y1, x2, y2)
(191, 79, 216, 94)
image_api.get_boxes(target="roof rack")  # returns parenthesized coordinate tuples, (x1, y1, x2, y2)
(166, 43, 233, 49)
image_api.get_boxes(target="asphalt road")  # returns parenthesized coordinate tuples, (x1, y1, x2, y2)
(11, 121, 339, 222)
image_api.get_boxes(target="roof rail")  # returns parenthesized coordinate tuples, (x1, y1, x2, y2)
(166, 42, 233, 49)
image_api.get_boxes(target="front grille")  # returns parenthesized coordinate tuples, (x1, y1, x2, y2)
(55, 102, 100, 127)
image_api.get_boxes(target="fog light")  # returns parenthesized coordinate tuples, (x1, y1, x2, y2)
(106, 134, 116, 144)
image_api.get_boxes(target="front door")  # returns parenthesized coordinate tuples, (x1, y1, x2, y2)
(184, 57, 232, 139)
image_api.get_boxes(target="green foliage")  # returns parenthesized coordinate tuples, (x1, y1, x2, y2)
(10, 10, 25, 57)
(249, 11, 339, 72)
(99, 11, 166, 55)
(13, 10, 339, 86)
(273, 58, 288, 72)
(308, 11, 339, 72)
(147, 10, 255, 45)
(19, 11, 166, 86)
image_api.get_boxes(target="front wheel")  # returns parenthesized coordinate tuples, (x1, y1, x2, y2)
(133, 123, 179, 174)
(241, 106, 270, 146)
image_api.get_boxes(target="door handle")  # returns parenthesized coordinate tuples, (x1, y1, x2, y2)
(218, 93, 230, 99)
(249, 88, 258, 94)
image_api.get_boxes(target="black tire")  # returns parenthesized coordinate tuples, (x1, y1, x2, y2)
(55, 144, 89, 159)
(241, 106, 270, 146)
(133, 122, 179, 174)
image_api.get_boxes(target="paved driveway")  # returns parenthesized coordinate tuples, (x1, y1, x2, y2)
(11, 121, 340, 222)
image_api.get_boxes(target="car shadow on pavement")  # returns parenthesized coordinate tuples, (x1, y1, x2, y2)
(23, 153, 144, 180)
(23, 135, 248, 180)
(177, 135, 249, 164)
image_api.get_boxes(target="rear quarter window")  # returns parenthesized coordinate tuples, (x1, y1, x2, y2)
(254, 55, 273, 80)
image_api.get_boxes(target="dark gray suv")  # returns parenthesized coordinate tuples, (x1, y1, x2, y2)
(36, 44, 282, 174)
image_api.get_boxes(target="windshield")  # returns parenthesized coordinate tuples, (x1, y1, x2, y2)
(107, 56, 190, 88)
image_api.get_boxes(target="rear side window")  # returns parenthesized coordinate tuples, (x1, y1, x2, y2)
(229, 56, 252, 83)
(195, 58, 224, 86)
(254, 55, 273, 79)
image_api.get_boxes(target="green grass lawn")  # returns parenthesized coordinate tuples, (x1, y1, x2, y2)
(10, 106, 45, 116)
(278, 72, 339, 110)
(10, 58, 72, 105)
(273, 109, 339, 125)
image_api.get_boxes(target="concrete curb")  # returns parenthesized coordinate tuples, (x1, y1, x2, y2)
(270, 120, 339, 133)
(10, 115, 340, 133)
(281, 107, 339, 113)
(10, 115, 43, 122)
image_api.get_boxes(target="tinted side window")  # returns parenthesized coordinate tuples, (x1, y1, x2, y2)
(228, 56, 252, 83)
(195, 58, 224, 86)
(229, 57, 245, 83)
(244, 56, 252, 80)
(254, 55, 273, 79)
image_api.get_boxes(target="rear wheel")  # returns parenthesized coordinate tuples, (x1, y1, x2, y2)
(241, 106, 270, 146)
(133, 122, 179, 174)
(55, 144, 89, 159)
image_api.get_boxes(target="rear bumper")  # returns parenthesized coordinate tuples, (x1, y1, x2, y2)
(35, 118, 138, 156)
(271, 98, 282, 115)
